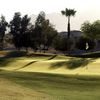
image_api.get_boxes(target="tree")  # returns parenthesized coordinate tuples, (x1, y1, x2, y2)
(81, 20, 100, 50)
(76, 37, 96, 50)
(61, 8, 76, 38)
(81, 20, 100, 39)
(21, 14, 31, 51)
(0, 15, 8, 49)
(53, 35, 73, 53)
(29, 28, 38, 52)
(35, 11, 45, 27)
(10, 12, 31, 51)
(34, 11, 45, 52)
(54, 36, 67, 52)
(41, 19, 58, 52)
(9, 12, 22, 50)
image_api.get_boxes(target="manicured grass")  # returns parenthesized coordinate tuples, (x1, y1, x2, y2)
(0, 70, 100, 100)
(0, 54, 100, 75)
(0, 51, 100, 100)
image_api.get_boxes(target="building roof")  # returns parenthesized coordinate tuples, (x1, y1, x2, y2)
(59, 30, 83, 38)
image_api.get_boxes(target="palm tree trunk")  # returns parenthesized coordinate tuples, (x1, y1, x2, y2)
(67, 16, 71, 52)
(67, 16, 70, 39)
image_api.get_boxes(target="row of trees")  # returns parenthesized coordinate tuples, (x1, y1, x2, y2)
(0, 10, 76, 52)
(0, 8, 100, 53)
(0, 8, 78, 52)
(0, 12, 58, 52)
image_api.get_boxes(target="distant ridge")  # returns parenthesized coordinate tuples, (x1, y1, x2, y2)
(30, 11, 100, 32)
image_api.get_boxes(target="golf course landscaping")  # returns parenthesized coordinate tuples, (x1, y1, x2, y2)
(0, 51, 100, 100)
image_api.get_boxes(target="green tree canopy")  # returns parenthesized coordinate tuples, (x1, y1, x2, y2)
(0, 15, 8, 49)
(34, 11, 58, 52)
(81, 20, 100, 39)
(9, 12, 31, 50)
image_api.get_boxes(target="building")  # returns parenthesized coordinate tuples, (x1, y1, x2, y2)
(59, 30, 83, 50)
(59, 30, 83, 39)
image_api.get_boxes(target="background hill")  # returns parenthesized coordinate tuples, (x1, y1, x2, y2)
(30, 11, 100, 32)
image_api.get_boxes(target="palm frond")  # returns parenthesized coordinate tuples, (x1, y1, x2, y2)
(61, 10, 66, 15)
(62, 8, 76, 17)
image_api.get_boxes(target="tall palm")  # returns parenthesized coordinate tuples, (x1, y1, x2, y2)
(61, 8, 76, 38)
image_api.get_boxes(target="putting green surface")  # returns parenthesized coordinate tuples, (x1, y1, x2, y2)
(0, 54, 100, 75)
(0, 51, 100, 100)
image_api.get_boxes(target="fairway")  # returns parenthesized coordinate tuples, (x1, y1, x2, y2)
(1, 71, 100, 100)
(0, 51, 100, 100)
(0, 76, 46, 100)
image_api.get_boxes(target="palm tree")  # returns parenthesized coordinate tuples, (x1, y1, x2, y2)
(61, 8, 76, 38)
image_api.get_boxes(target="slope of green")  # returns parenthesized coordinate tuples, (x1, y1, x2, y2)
(0, 51, 100, 100)
(0, 51, 100, 75)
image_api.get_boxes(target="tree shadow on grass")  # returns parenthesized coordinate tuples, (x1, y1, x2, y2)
(50, 58, 97, 70)
(5, 51, 27, 58)
(47, 55, 57, 60)
(0, 51, 27, 68)
(0, 57, 17, 67)
(15, 61, 37, 70)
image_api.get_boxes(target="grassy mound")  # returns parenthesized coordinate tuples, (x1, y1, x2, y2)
(0, 51, 100, 100)
(0, 50, 100, 75)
